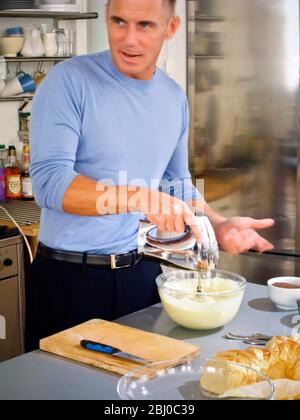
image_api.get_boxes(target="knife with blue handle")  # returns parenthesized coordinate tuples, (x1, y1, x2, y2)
(80, 340, 149, 363)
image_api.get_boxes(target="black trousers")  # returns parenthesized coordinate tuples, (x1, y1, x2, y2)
(25, 253, 162, 352)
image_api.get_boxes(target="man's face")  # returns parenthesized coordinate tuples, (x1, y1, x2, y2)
(106, 0, 180, 80)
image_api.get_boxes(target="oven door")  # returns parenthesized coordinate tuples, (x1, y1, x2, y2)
(0, 276, 22, 362)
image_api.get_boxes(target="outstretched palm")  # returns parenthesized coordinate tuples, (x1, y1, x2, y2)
(214, 217, 275, 255)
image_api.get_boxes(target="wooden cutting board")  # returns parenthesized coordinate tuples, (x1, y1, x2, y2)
(40, 319, 200, 376)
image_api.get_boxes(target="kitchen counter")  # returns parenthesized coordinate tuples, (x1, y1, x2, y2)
(0, 200, 40, 256)
(0, 283, 296, 400)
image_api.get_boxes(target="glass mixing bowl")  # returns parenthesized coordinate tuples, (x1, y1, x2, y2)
(117, 357, 274, 400)
(156, 270, 247, 330)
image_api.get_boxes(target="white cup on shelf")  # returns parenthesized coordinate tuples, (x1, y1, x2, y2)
(0, 77, 23, 97)
(0, 72, 36, 98)
(63, 29, 74, 56)
(43, 33, 58, 57)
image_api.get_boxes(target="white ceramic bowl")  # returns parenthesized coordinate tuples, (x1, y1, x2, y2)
(0, 37, 24, 58)
(268, 277, 300, 310)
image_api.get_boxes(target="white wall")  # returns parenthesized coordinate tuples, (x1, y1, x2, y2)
(87, 0, 109, 53)
(163, 0, 187, 91)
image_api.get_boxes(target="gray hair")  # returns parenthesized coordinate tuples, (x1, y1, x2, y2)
(107, 0, 176, 14)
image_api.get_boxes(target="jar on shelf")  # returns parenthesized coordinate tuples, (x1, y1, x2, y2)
(42, 32, 58, 57)
(55, 29, 70, 57)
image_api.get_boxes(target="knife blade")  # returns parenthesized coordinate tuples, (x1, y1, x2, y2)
(80, 340, 150, 364)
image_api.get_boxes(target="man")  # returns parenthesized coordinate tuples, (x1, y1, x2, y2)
(27, 0, 274, 351)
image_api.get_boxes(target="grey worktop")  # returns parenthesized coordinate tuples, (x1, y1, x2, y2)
(0, 283, 298, 400)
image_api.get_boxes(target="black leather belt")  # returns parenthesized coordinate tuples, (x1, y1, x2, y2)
(37, 243, 142, 270)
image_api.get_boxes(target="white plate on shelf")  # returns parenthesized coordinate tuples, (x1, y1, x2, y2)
(38, 4, 79, 11)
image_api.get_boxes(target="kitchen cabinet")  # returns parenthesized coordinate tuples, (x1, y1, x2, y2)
(0, 235, 25, 363)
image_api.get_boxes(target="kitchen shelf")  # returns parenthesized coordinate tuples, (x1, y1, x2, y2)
(0, 95, 33, 102)
(5, 56, 72, 63)
(189, 15, 225, 22)
(0, 11, 98, 20)
(189, 55, 224, 59)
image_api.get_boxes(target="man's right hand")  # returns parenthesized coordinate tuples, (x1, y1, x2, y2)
(63, 180, 202, 242)
(141, 190, 202, 243)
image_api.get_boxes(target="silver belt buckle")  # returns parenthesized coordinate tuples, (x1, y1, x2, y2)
(110, 254, 132, 270)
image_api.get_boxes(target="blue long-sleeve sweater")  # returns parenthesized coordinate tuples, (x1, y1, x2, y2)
(30, 50, 201, 254)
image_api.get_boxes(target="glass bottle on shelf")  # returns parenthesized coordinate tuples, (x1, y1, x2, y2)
(55, 29, 70, 57)
(0, 145, 6, 202)
(63, 29, 74, 56)
(21, 144, 34, 201)
(5, 146, 21, 200)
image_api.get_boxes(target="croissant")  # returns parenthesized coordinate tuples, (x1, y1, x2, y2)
(201, 336, 300, 396)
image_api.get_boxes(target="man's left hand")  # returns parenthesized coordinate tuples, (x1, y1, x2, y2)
(214, 217, 275, 255)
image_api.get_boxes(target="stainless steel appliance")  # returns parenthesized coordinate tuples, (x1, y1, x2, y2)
(0, 235, 25, 362)
(187, 0, 300, 283)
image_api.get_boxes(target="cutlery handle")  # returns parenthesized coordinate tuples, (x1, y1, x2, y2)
(226, 333, 272, 341)
(243, 339, 268, 346)
(80, 340, 120, 355)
